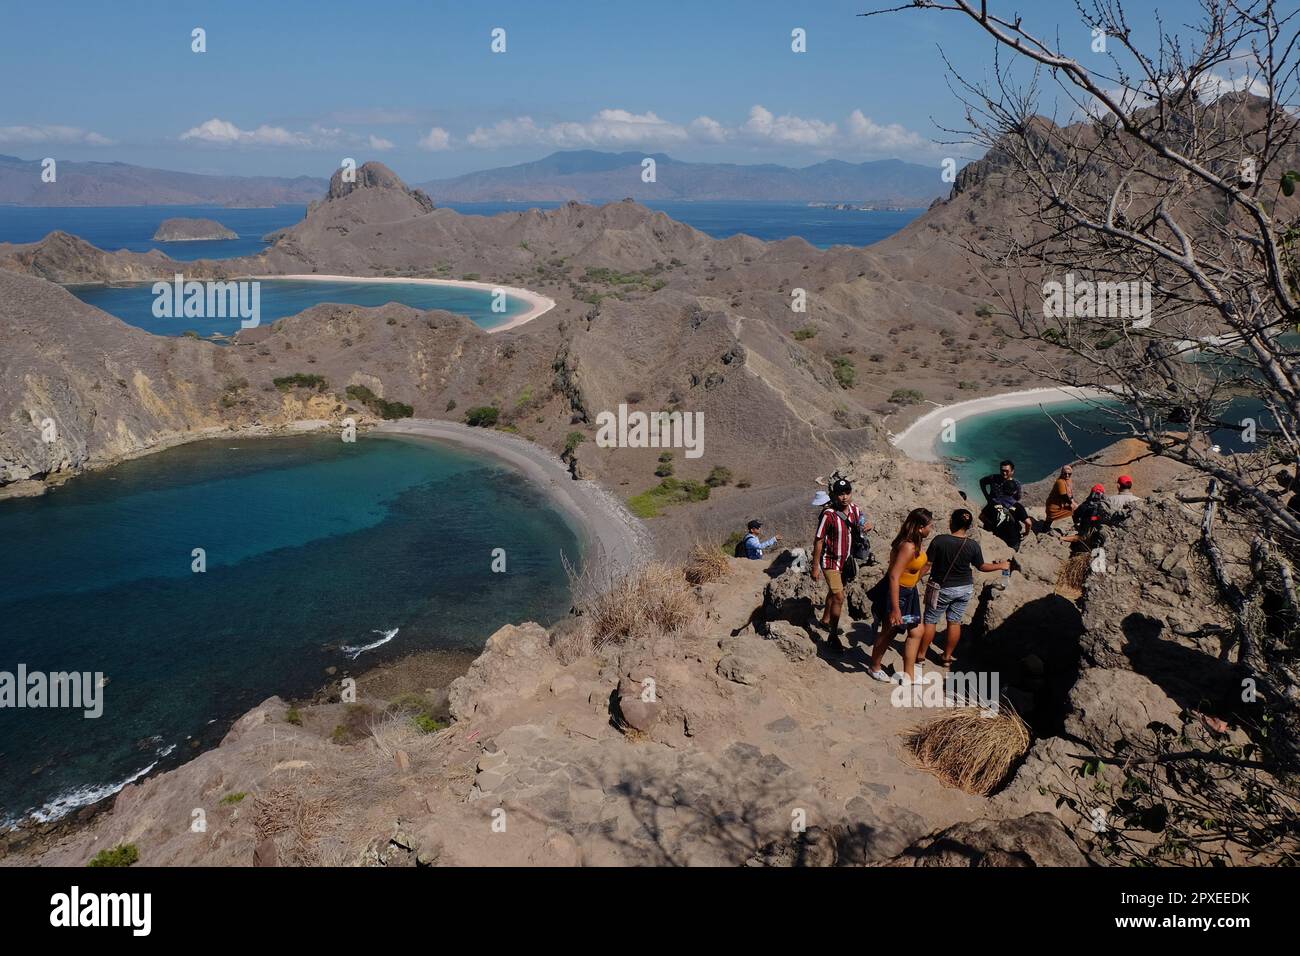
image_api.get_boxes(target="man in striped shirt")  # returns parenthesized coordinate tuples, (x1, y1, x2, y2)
(811, 477, 871, 653)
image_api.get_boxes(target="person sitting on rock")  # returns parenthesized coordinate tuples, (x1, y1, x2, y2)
(1044, 465, 1076, 533)
(1108, 475, 1141, 511)
(979, 459, 1034, 538)
(810, 477, 866, 655)
(738, 519, 780, 559)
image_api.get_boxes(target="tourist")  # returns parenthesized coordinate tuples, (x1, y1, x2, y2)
(1066, 483, 1108, 543)
(810, 477, 867, 654)
(1045, 465, 1076, 532)
(979, 459, 1034, 538)
(1109, 475, 1141, 509)
(737, 519, 780, 559)
(915, 509, 1012, 667)
(866, 508, 933, 684)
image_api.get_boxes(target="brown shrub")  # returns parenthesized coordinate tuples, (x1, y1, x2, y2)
(907, 705, 1031, 796)
(684, 545, 730, 585)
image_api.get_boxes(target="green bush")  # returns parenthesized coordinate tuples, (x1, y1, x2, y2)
(975, 304, 994, 318)
(345, 384, 414, 419)
(285, 706, 302, 726)
(563, 431, 585, 458)
(793, 326, 818, 341)
(888, 388, 925, 405)
(220, 792, 248, 805)
(627, 478, 711, 518)
(273, 373, 328, 392)
(705, 466, 733, 487)
(832, 356, 857, 389)
(463, 405, 500, 427)
(412, 714, 447, 734)
(88, 844, 138, 867)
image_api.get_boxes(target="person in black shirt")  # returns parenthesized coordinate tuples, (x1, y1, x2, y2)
(917, 509, 1011, 666)
(979, 459, 1033, 537)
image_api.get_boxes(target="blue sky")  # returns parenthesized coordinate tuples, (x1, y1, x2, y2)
(0, 0, 1267, 180)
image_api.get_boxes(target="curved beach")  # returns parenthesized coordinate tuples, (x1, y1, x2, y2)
(263, 274, 556, 332)
(375, 419, 653, 576)
(891, 386, 1109, 462)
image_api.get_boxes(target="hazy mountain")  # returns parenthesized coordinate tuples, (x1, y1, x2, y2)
(419, 150, 945, 204)
(0, 155, 326, 207)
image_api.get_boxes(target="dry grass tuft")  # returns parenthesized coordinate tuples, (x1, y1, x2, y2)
(1057, 551, 1092, 590)
(253, 782, 339, 865)
(684, 544, 730, 585)
(906, 705, 1031, 796)
(570, 561, 698, 649)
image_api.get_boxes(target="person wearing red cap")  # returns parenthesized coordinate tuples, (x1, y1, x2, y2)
(1111, 475, 1141, 509)
(1070, 483, 1109, 540)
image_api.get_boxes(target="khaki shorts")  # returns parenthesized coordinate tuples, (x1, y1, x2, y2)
(823, 569, 844, 595)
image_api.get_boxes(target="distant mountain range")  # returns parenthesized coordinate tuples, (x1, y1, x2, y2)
(0, 151, 947, 207)
(419, 151, 945, 204)
(0, 155, 326, 207)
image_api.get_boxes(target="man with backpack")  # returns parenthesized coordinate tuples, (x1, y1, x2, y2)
(810, 476, 872, 654)
(736, 520, 780, 559)
(979, 459, 1033, 539)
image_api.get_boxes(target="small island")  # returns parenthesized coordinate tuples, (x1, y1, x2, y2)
(152, 217, 238, 242)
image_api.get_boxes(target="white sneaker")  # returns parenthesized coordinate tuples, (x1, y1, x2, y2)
(868, 668, 891, 683)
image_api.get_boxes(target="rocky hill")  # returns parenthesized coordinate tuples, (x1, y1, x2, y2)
(152, 217, 238, 241)
(0, 154, 324, 206)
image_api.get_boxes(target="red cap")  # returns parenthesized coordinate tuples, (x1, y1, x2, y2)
(1118, 475, 1133, 488)
(1092, 483, 1106, 493)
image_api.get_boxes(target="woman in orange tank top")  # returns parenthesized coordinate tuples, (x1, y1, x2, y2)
(867, 508, 934, 684)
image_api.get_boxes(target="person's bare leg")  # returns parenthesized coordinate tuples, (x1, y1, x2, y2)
(942, 621, 962, 663)
(869, 623, 895, 671)
(916, 622, 938, 664)
(902, 625, 924, 682)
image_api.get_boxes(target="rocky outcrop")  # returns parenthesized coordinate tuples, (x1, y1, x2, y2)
(879, 812, 1089, 867)
(152, 217, 237, 241)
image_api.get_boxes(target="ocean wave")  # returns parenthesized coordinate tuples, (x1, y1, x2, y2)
(340, 627, 398, 660)
(18, 761, 159, 826)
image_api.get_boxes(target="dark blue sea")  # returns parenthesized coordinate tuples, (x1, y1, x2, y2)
(0, 434, 581, 826)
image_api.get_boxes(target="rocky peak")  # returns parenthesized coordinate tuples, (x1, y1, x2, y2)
(323, 161, 434, 213)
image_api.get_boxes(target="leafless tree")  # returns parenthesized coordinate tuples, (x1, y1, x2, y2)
(863, 0, 1300, 772)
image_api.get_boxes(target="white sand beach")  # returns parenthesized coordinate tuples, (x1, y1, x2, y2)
(375, 419, 653, 576)
(261, 274, 556, 332)
(891, 386, 1111, 462)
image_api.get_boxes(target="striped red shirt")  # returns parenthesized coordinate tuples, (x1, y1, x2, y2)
(815, 503, 862, 571)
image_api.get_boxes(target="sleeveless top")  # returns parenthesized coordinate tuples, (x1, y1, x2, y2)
(899, 548, 929, 588)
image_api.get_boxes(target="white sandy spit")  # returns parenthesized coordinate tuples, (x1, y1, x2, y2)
(258, 274, 556, 332)
(375, 419, 654, 577)
(891, 386, 1112, 462)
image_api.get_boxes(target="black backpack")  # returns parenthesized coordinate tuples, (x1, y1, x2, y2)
(734, 537, 749, 558)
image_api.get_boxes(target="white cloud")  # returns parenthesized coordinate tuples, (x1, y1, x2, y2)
(180, 118, 311, 147)
(689, 116, 729, 143)
(844, 109, 930, 152)
(179, 118, 398, 151)
(418, 127, 451, 151)
(0, 125, 113, 146)
(467, 109, 690, 149)
(741, 105, 838, 146)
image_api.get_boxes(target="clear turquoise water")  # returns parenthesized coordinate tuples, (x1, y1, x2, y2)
(0, 434, 581, 826)
(70, 278, 528, 337)
(943, 396, 1267, 495)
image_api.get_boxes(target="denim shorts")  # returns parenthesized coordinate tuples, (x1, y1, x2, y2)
(923, 584, 974, 625)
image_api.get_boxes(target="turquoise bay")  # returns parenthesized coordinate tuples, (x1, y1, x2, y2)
(0, 434, 581, 826)
(70, 277, 530, 337)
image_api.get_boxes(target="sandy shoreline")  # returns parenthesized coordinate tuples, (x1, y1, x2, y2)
(376, 419, 653, 577)
(261, 274, 556, 333)
(891, 386, 1111, 462)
